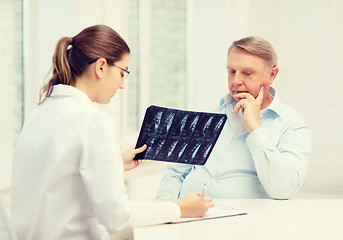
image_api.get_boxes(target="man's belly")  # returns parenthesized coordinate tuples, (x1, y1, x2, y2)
(179, 166, 268, 199)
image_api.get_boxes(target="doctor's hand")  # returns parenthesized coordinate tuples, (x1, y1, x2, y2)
(176, 191, 215, 218)
(122, 144, 147, 171)
(232, 86, 264, 133)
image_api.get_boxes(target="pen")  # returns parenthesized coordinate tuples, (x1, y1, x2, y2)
(201, 183, 206, 198)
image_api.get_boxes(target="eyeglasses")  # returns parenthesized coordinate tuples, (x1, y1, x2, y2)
(114, 65, 130, 79)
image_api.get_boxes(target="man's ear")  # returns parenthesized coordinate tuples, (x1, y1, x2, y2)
(94, 58, 107, 79)
(269, 67, 279, 84)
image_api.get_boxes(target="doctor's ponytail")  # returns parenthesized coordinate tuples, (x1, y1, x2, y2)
(39, 25, 130, 104)
(39, 37, 73, 104)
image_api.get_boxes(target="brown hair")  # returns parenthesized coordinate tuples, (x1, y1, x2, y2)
(39, 25, 130, 104)
(228, 36, 277, 70)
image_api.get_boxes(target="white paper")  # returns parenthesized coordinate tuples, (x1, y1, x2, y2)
(169, 204, 247, 224)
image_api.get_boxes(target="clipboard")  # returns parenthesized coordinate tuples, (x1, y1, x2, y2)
(134, 105, 227, 165)
(169, 204, 247, 224)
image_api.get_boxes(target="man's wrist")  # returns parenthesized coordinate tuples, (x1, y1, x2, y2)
(247, 123, 262, 133)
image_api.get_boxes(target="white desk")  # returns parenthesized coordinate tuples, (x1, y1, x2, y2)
(134, 199, 343, 240)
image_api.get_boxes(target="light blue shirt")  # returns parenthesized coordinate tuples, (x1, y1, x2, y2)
(156, 87, 311, 200)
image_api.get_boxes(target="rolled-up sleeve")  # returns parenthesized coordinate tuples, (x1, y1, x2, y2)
(156, 163, 193, 200)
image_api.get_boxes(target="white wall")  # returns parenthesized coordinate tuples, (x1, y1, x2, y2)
(0, 0, 23, 191)
(187, 0, 230, 110)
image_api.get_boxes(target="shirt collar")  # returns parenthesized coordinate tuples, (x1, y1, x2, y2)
(261, 87, 283, 117)
(49, 84, 93, 104)
(220, 86, 282, 117)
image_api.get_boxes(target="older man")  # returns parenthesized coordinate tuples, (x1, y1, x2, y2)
(156, 37, 311, 200)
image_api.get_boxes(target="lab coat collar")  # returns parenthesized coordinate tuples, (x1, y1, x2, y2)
(49, 84, 93, 104)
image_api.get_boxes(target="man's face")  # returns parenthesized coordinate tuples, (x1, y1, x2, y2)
(227, 47, 276, 101)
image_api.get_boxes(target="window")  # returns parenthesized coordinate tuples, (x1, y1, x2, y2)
(0, 0, 23, 189)
(126, 0, 188, 137)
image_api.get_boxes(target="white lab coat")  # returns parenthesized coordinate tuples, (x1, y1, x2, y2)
(11, 85, 180, 240)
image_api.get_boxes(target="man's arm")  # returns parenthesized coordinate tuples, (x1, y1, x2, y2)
(233, 87, 311, 199)
(156, 163, 193, 200)
(246, 122, 311, 199)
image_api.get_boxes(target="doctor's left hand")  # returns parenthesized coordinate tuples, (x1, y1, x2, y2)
(122, 144, 147, 171)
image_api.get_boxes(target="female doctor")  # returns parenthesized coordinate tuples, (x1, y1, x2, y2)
(11, 25, 214, 240)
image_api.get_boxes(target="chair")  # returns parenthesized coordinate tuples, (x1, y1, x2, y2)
(0, 192, 18, 240)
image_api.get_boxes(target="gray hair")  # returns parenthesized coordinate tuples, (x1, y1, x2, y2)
(228, 36, 277, 70)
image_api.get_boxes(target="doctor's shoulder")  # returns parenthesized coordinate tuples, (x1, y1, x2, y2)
(81, 105, 115, 132)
